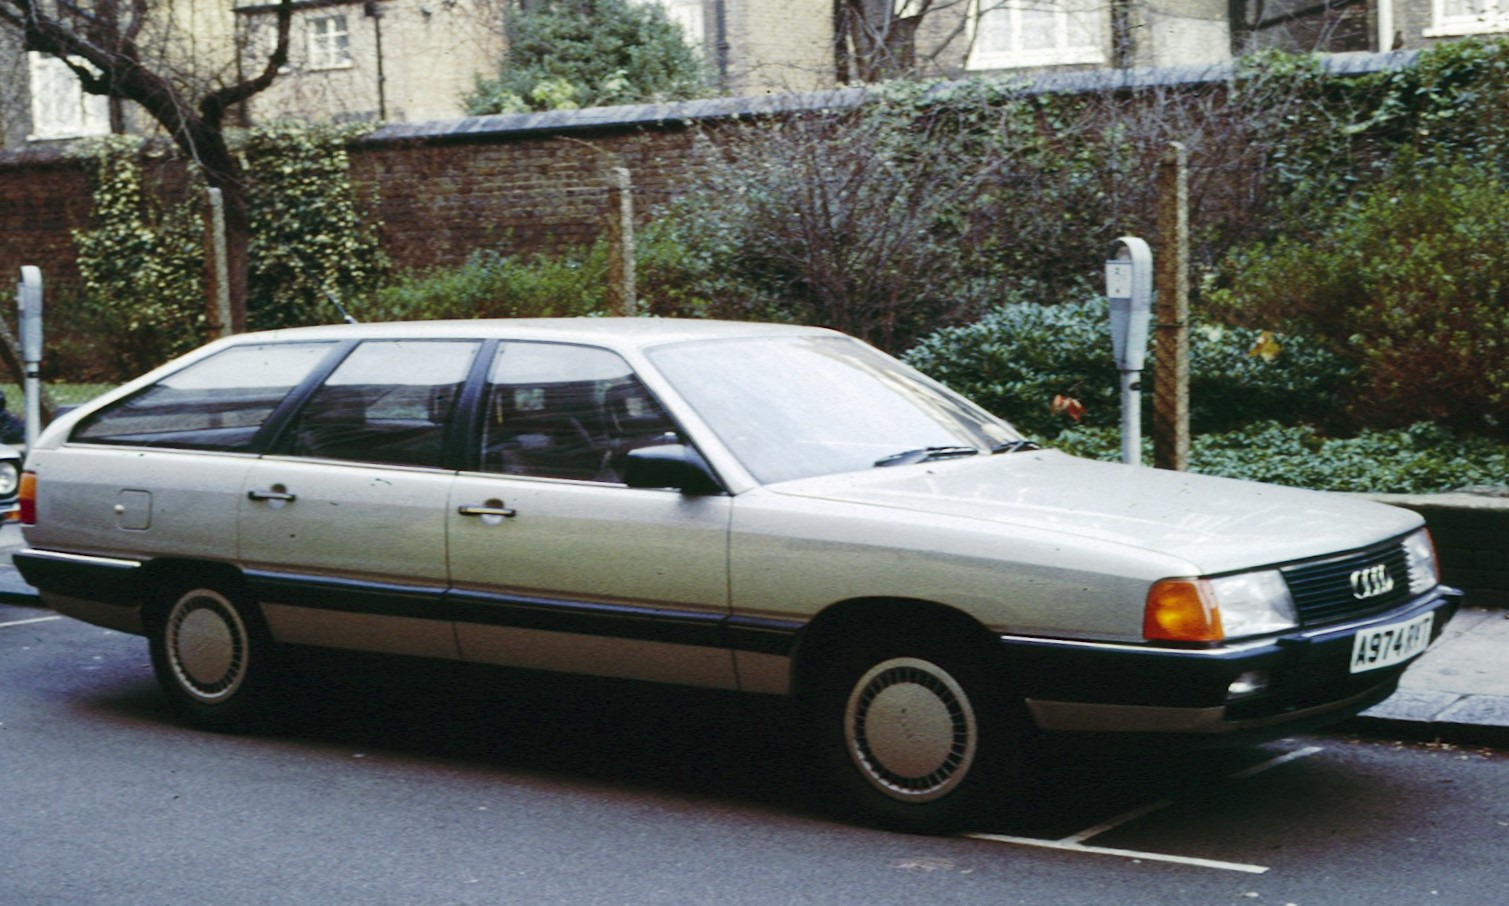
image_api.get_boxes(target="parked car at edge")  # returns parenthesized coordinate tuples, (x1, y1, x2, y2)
(0, 442, 20, 520)
(15, 319, 1460, 833)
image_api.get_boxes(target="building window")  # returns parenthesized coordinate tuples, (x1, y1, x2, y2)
(967, 0, 1104, 70)
(1426, 0, 1509, 36)
(27, 52, 111, 140)
(308, 14, 353, 70)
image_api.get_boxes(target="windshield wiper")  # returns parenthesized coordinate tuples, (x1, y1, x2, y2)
(991, 439, 1042, 454)
(874, 446, 980, 468)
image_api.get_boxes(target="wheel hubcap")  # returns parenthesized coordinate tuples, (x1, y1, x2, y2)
(167, 591, 248, 703)
(845, 657, 977, 803)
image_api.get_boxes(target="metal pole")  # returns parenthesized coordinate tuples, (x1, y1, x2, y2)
(17, 266, 43, 450)
(1120, 370, 1141, 466)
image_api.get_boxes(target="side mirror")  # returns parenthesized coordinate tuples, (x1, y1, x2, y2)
(622, 444, 723, 495)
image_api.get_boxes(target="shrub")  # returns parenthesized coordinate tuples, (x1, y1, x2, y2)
(1052, 421, 1509, 494)
(368, 248, 610, 322)
(465, 0, 708, 114)
(1210, 160, 1509, 435)
(902, 298, 1350, 439)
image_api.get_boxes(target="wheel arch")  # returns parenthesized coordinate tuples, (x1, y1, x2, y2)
(137, 559, 251, 632)
(789, 597, 1005, 701)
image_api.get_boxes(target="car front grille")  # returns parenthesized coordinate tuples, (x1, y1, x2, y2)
(1282, 537, 1414, 626)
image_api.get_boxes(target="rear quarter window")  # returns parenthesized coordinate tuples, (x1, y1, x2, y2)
(73, 342, 338, 451)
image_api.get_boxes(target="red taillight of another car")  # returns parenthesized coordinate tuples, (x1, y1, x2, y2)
(19, 471, 36, 525)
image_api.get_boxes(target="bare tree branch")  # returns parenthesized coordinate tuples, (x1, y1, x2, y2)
(1, 0, 298, 331)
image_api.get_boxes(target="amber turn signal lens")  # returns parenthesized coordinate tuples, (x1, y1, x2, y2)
(1144, 578, 1224, 642)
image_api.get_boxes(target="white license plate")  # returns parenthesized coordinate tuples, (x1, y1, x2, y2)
(1350, 612, 1434, 674)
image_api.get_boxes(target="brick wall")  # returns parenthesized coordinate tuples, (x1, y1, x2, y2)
(0, 147, 93, 292)
(0, 95, 808, 298)
(351, 122, 713, 269)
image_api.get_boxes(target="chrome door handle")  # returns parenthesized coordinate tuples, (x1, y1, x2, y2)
(247, 487, 297, 502)
(458, 503, 517, 518)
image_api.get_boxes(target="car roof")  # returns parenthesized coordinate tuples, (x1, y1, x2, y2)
(234, 318, 841, 352)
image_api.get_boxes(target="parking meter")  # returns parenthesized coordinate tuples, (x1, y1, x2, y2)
(17, 266, 43, 449)
(1106, 239, 1152, 466)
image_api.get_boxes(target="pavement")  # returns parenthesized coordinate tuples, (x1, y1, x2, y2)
(1, 523, 1505, 749)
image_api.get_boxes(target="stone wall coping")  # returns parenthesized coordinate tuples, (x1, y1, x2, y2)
(0, 49, 1425, 166)
(355, 50, 1423, 147)
(1365, 492, 1509, 511)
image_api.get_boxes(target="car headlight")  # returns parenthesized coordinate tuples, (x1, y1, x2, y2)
(1145, 570, 1298, 643)
(0, 460, 18, 498)
(1401, 528, 1440, 595)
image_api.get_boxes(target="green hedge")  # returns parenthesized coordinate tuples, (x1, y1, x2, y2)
(902, 298, 1351, 439)
(1055, 421, 1509, 495)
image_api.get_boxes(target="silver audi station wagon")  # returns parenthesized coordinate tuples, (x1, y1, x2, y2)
(16, 319, 1461, 833)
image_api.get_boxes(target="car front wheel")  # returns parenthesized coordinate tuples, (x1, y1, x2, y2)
(148, 579, 279, 732)
(813, 638, 1023, 834)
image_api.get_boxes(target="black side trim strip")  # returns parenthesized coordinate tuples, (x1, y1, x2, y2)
(241, 569, 806, 656)
(446, 588, 726, 648)
(244, 570, 447, 619)
(726, 615, 803, 657)
(14, 550, 144, 607)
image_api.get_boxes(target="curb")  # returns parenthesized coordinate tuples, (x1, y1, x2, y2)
(1341, 697, 1509, 749)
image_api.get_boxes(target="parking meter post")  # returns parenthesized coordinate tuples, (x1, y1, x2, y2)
(1106, 238, 1153, 467)
(17, 266, 44, 449)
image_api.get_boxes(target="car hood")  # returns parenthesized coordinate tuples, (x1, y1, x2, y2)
(768, 449, 1421, 575)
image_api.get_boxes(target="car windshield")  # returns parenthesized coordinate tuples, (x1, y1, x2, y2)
(647, 335, 1023, 484)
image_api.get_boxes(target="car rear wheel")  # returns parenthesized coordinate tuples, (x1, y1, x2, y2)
(148, 578, 280, 732)
(812, 636, 1023, 834)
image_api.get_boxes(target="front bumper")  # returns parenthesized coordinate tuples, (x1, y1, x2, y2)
(1004, 586, 1462, 743)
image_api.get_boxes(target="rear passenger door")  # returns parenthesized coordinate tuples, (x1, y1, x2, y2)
(446, 341, 736, 689)
(238, 339, 480, 660)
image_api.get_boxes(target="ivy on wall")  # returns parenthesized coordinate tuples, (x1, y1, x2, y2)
(72, 136, 207, 377)
(240, 124, 388, 331)
(71, 125, 388, 377)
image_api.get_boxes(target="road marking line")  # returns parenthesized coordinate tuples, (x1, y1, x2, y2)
(1060, 797, 1176, 844)
(966, 833, 1270, 873)
(966, 745, 1327, 873)
(0, 615, 61, 629)
(1230, 745, 1324, 779)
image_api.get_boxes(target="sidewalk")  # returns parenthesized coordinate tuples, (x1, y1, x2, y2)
(1, 523, 1504, 747)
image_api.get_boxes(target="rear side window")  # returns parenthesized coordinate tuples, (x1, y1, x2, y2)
(74, 343, 338, 451)
(286, 340, 479, 468)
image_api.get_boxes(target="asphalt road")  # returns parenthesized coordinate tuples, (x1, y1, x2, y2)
(4, 599, 1506, 906)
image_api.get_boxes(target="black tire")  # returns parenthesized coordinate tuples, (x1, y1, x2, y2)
(811, 635, 1025, 834)
(147, 577, 281, 732)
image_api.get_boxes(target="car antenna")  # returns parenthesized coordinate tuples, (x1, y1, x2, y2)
(324, 289, 359, 325)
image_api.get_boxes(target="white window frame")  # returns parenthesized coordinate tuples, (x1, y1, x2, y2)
(307, 14, 353, 70)
(1425, 0, 1509, 36)
(966, 0, 1105, 70)
(27, 52, 111, 141)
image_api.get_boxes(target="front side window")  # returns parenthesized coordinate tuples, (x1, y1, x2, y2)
(74, 343, 338, 451)
(308, 14, 353, 69)
(287, 340, 478, 467)
(27, 52, 110, 140)
(967, 0, 1103, 70)
(1427, 0, 1509, 36)
(479, 342, 678, 483)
